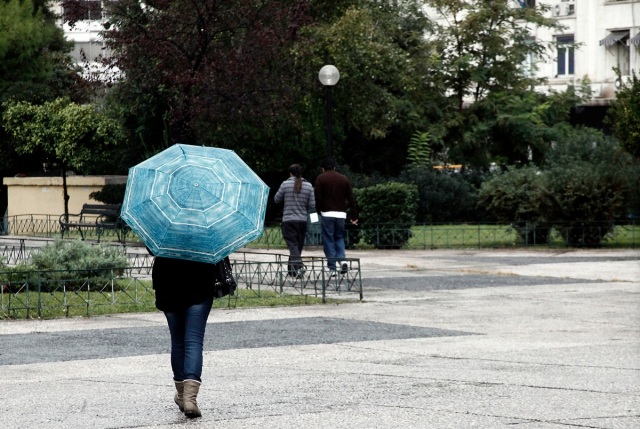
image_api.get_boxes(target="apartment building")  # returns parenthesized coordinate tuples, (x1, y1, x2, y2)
(532, 0, 639, 104)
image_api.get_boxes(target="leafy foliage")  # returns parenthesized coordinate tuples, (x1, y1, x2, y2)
(422, 0, 564, 168)
(90, 184, 127, 205)
(7, 239, 129, 291)
(399, 166, 479, 222)
(355, 182, 418, 248)
(607, 70, 640, 160)
(478, 166, 551, 244)
(29, 239, 128, 271)
(0, 0, 89, 174)
(3, 98, 124, 173)
(302, 1, 441, 172)
(478, 128, 637, 246)
(2, 98, 125, 216)
(67, 0, 312, 159)
(407, 131, 432, 167)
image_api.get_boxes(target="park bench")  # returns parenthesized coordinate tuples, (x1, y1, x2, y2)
(59, 203, 129, 243)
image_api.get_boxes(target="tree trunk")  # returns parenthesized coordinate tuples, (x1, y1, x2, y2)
(62, 165, 70, 223)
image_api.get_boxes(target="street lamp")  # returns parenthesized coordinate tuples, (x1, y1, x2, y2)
(318, 65, 340, 159)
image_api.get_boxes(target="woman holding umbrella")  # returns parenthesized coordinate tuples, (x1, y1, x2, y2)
(121, 144, 268, 418)
(151, 255, 221, 418)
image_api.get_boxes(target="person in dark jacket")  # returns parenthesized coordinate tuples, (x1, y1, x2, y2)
(274, 164, 316, 277)
(151, 254, 220, 419)
(314, 158, 358, 274)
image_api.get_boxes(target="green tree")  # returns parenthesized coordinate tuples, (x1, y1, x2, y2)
(542, 128, 636, 246)
(301, 1, 441, 171)
(2, 98, 125, 219)
(423, 0, 563, 168)
(0, 0, 89, 174)
(607, 70, 640, 160)
(0, 0, 77, 103)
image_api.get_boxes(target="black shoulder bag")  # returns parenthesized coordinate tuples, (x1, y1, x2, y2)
(213, 256, 237, 298)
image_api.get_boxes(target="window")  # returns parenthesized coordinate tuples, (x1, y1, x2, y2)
(516, 0, 536, 7)
(600, 30, 630, 75)
(556, 35, 574, 76)
(522, 37, 537, 77)
(71, 41, 104, 63)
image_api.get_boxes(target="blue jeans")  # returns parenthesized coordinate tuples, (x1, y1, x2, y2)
(164, 296, 213, 382)
(320, 215, 346, 270)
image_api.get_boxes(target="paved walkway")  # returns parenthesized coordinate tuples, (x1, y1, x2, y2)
(1, 248, 639, 428)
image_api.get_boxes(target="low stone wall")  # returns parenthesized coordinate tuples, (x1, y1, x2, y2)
(3, 175, 127, 218)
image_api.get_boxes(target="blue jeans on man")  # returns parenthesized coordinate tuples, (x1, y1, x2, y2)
(164, 295, 214, 382)
(321, 215, 346, 271)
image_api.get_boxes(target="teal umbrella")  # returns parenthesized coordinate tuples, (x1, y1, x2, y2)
(121, 144, 269, 263)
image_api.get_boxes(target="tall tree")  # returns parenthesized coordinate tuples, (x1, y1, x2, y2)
(299, 0, 442, 173)
(607, 70, 640, 160)
(0, 0, 88, 174)
(61, 0, 312, 162)
(423, 0, 563, 168)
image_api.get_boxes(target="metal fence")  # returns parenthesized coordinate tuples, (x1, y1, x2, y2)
(0, 267, 155, 319)
(0, 241, 363, 319)
(3, 214, 638, 249)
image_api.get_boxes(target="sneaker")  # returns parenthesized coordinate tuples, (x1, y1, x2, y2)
(340, 263, 349, 275)
(327, 269, 337, 278)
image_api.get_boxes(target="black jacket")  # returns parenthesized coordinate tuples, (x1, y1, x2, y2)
(151, 256, 219, 312)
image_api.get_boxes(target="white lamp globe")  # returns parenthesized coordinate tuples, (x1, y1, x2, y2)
(318, 65, 340, 86)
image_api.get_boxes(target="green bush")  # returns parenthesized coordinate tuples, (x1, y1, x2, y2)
(478, 128, 636, 247)
(478, 166, 551, 244)
(399, 166, 480, 222)
(543, 129, 635, 246)
(355, 182, 418, 248)
(5, 239, 129, 291)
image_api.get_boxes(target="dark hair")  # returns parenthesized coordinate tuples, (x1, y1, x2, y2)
(289, 164, 303, 193)
(322, 158, 336, 170)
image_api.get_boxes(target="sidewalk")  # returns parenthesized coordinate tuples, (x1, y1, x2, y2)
(1, 248, 638, 428)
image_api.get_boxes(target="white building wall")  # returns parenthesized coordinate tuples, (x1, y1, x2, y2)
(536, 0, 640, 103)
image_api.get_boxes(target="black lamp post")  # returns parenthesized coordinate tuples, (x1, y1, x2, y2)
(318, 65, 340, 159)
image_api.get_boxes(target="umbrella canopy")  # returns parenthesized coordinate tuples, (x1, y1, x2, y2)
(121, 144, 269, 264)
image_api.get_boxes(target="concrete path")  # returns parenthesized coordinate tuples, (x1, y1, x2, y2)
(0, 248, 638, 428)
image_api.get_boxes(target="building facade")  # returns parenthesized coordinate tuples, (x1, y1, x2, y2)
(532, 0, 639, 104)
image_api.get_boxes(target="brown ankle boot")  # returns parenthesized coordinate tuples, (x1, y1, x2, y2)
(183, 379, 202, 418)
(174, 381, 184, 412)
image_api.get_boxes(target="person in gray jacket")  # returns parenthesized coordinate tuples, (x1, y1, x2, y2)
(274, 164, 316, 277)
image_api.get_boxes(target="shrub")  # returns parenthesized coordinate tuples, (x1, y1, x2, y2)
(9, 239, 129, 291)
(399, 165, 479, 222)
(543, 129, 635, 246)
(355, 182, 418, 248)
(478, 166, 551, 244)
(478, 128, 636, 247)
